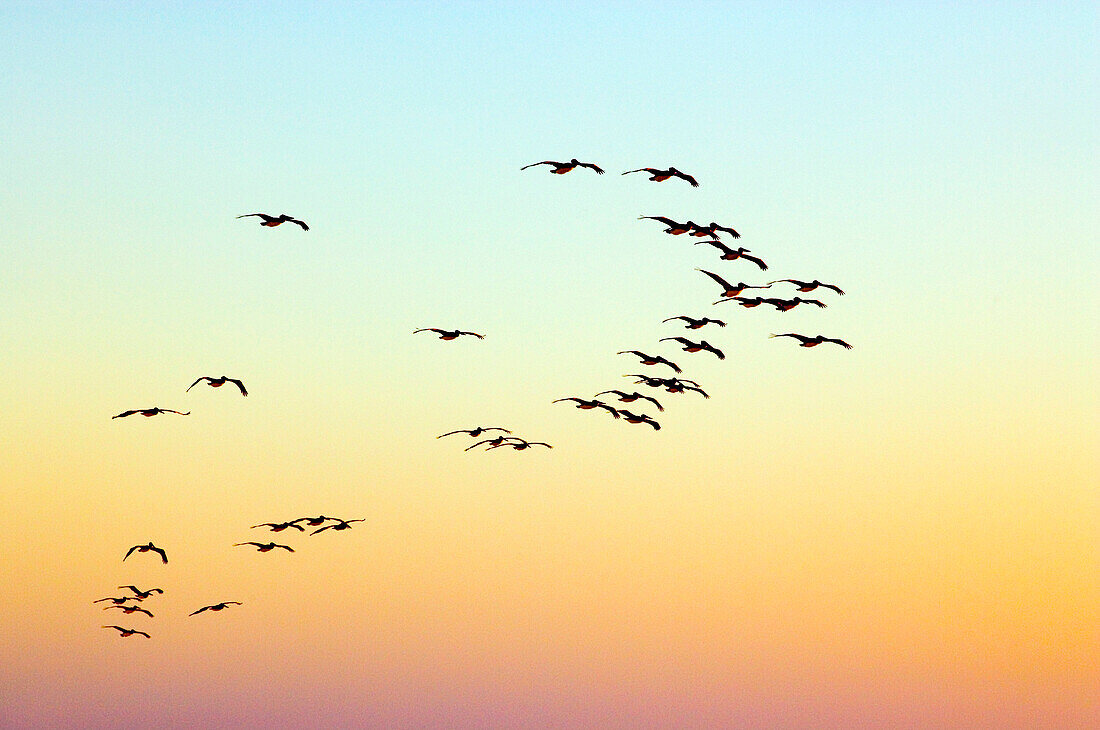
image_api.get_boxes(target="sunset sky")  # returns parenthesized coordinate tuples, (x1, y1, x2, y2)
(1, 2, 1096, 728)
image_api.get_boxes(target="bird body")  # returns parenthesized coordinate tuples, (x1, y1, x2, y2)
(638, 215, 695, 235)
(414, 328, 484, 340)
(659, 337, 725, 360)
(112, 408, 190, 419)
(187, 376, 248, 396)
(766, 297, 827, 311)
(237, 213, 309, 230)
(695, 241, 767, 269)
(123, 542, 168, 563)
(190, 601, 242, 616)
(770, 333, 852, 349)
(617, 410, 661, 430)
(251, 521, 304, 532)
(521, 158, 604, 174)
(622, 166, 699, 187)
(102, 625, 150, 638)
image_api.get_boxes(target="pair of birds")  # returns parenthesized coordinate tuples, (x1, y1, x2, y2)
(112, 376, 248, 419)
(521, 159, 699, 187)
(640, 215, 740, 239)
(249, 517, 365, 536)
(716, 296, 828, 311)
(553, 398, 661, 430)
(463, 436, 552, 451)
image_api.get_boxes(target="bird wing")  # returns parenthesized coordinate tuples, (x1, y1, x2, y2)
(824, 337, 853, 349)
(112, 410, 139, 419)
(458, 331, 485, 338)
(641, 395, 664, 411)
(640, 216, 678, 227)
(674, 170, 699, 187)
(707, 344, 726, 359)
(437, 430, 469, 438)
(290, 218, 309, 230)
(236, 213, 273, 221)
(190, 607, 210, 615)
(162, 409, 190, 415)
(744, 254, 768, 270)
(151, 546, 168, 563)
(821, 283, 845, 295)
(226, 378, 248, 396)
(123, 546, 138, 561)
(621, 168, 655, 175)
(697, 268, 734, 290)
(276, 544, 295, 551)
(520, 161, 557, 170)
(662, 316, 689, 323)
(713, 224, 740, 238)
(413, 328, 443, 334)
(579, 162, 605, 174)
(186, 377, 209, 392)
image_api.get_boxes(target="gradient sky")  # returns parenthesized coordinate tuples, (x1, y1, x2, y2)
(1, 2, 1097, 728)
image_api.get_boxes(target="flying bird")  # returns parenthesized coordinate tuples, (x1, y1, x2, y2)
(187, 376, 248, 396)
(638, 216, 697, 235)
(413, 328, 485, 340)
(102, 625, 150, 638)
(123, 542, 168, 564)
(617, 410, 661, 430)
(251, 521, 305, 532)
(594, 390, 664, 411)
(689, 221, 741, 240)
(104, 604, 154, 617)
(624, 375, 708, 397)
(93, 596, 141, 605)
(311, 518, 365, 535)
(290, 516, 334, 527)
(769, 333, 852, 349)
(553, 397, 620, 418)
(437, 427, 512, 439)
(190, 601, 242, 616)
(521, 158, 604, 174)
(236, 213, 309, 230)
(768, 279, 845, 295)
(117, 586, 164, 599)
(764, 297, 828, 311)
(622, 166, 699, 187)
(616, 350, 682, 373)
(696, 269, 770, 298)
(659, 337, 725, 360)
(465, 435, 516, 451)
(662, 315, 726, 329)
(487, 438, 552, 451)
(112, 408, 190, 419)
(694, 241, 768, 270)
(234, 541, 294, 552)
(713, 296, 769, 308)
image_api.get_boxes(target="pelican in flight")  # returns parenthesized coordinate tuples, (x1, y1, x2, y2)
(465, 435, 514, 451)
(594, 390, 664, 411)
(659, 337, 725, 360)
(414, 328, 485, 340)
(626, 375, 709, 398)
(112, 407, 190, 419)
(437, 427, 512, 439)
(694, 241, 768, 270)
(190, 601, 242, 616)
(123, 542, 168, 564)
(291, 516, 334, 527)
(770, 333, 852, 349)
(662, 315, 725, 329)
(697, 269, 770, 298)
(118, 586, 164, 599)
(102, 625, 150, 638)
(713, 295, 769, 308)
(187, 376, 248, 396)
(764, 297, 827, 311)
(553, 397, 620, 418)
(690, 221, 741, 240)
(617, 410, 661, 430)
(638, 215, 697, 235)
(104, 604, 154, 617)
(622, 166, 699, 187)
(616, 350, 681, 373)
(521, 158, 604, 174)
(236, 213, 309, 230)
(93, 596, 141, 605)
(234, 541, 294, 552)
(487, 438, 552, 451)
(311, 518, 365, 535)
(769, 279, 845, 295)
(251, 521, 305, 532)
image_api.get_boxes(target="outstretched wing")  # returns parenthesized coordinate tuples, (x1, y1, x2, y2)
(824, 337, 853, 349)
(113, 410, 140, 419)
(674, 170, 699, 187)
(236, 213, 274, 222)
(520, 161, 558, 170)
(458, 331, 485, 339)
(189, 606, 210, 616)
(712, 223, 740, 238)
(697, 268, 734, 291)
(413, 328, 443, 335)
(640, 215, 679, 227)
(743, 253, 768, 271)
(622, 168, 656, 175)
(820, 283, 845, 295)
(123, 545, 138, 561)
(289, 217, 309, 230)
(151, 546, 168, 563)
(578, 162, 604, 174)
(186, 377, 209, 392)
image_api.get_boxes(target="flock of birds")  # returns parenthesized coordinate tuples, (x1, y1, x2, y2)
(101, 158, 850, 639)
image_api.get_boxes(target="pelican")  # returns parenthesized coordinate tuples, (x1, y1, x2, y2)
(617, 410, 661, 430)
(437, 427, 512, 439)
(187, 376, 248, 396)
(521, 158, 604, 174)
(234, 541, 294, 552)
(123, 542, 168, 564)
(117, 586, 164, 599)
(311, 518, 365, 535)
(236, 213, 309, 230)
(769, 333, 852, 349)
(622, 166, 699, 187)
(251, 521, 305, 532)
(662, 315, 725, 329)
(764, 297, 827, 311)
(290, 516, 333, 527)
(102, 625, 150, 638)
(104, 604, 154, 617)
(465, 435, 515, 451)
(694, 241, 768, 270)
(112, 407, 190, 419)
(487, 438, 552, 451)
(190, 601, 242, 616)
(594, 390, 664, 411)
(659, 337, 725, 360)
(93, 596, 141, 605)
(713, 295, 769, 308)
(553, 397, 620, 418)
(616, 350, 681, 373)
(697, 269, 770, 298)
(689, 221, 741, 239)
(768, 279, 845, 295)
(413, 328, 485, 340)
(638, 215, 696, 235)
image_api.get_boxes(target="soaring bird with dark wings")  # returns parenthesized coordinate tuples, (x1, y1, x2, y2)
(112, 407, 190, 419)
(697, 269, 771, 298)
(190, 602, 242, 616)
(234, 541, 294, 552)
(102, 625, 150, 638)
(622, 166, 699, 187)
(311, 518, 365, 535)
(251, 521, 304, 533)
(659, 337, 725, 360)
(187, 376, 248, 396)
(236, 213, 309, 230)
(638, 216, 697, 235)
(617, 410, 661, 430)
(764, 297, 828, 311)
(662, 315, 726, 329)
(694, 241, 768, 270)
(521, 159, 604, 174)
(616, 350, 682, 373)
(768, 279, 845, 295)
(123, 542, 168, 564)
(118, 586, 164, 599)
(770, 333, 852, 349)
(594, 390, 664, 411)
(690, 221, 741, 239)
(414, 328, 485, 340)
(104, 604, 154, 617)
(437, 426, 512, 439)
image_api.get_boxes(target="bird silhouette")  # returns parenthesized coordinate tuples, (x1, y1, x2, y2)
(638, 215, 697, 235)
(764, 297, 828, 311)
(413, 328, 485, 340)
(521, 158, 604, 174)
(291, 516, 334, 527)
(104, 604, 154, 617)
(769, 333, 852, 349)
(437, 427, 512, 439)
(187, 376, 247, 396)
(624, 375, 708, 397)
(713, 295, 770, 308)
(234, 541, 294, 552)
(622, 166, 699, 187)
(694, 241, 768, 270)
(487, 438, 552, 451)
(251, 521, 305, 532)
(689, 221, 741, 239)
(768, 279, 845, 295)
(593, 390, 665, 411)
(553, 397, 620, 418)
(112, 408, 190, 419)
(465, 435, 515, 451)
(616, 350, 682, 373)
(697, 269, 771, 298)
(236, 213, 309, 230)
(662, 315, 726, 329)
(311, 519, 365, 535)
(93, 596, 141, 605)
(102, 625, 150, 638)
(190, 601, 242, 616)
(659, 337, 725, 360)
(117, 586, 163, 599)
(123, 542, 168, 564)
(617, 410, 661, 430)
